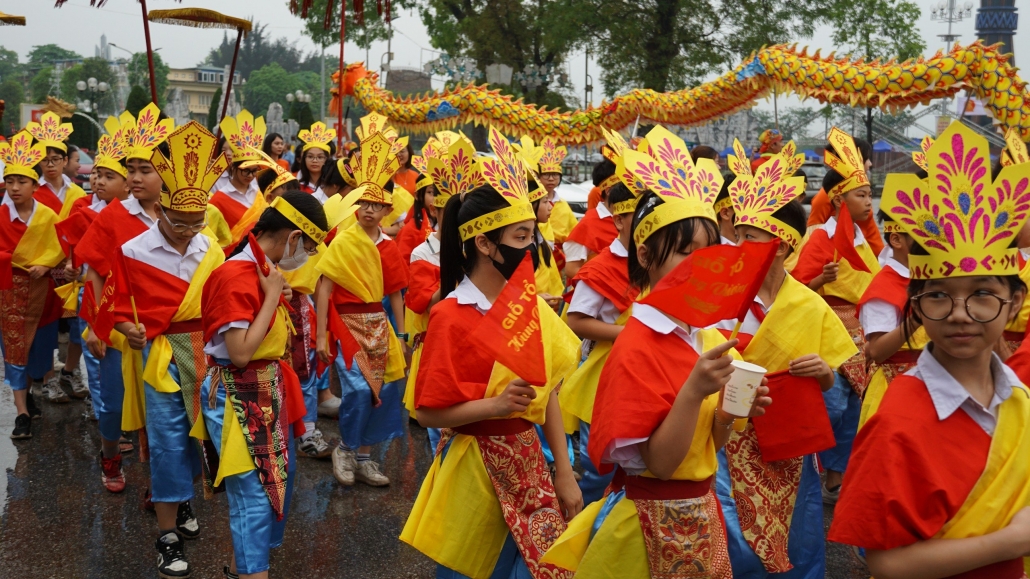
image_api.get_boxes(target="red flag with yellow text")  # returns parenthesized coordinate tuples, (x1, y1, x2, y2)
(641, 240, 779, 328)
(833, 202, 871, 273)
(469, 252, 547, 385)
(93, 249, 133, 345)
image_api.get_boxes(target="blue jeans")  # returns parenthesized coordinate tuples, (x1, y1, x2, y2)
(334, 352, 404, 449)
(818, 373, 860, 473)
(142, 342, 200, 503)
(577, 421, 614, 506)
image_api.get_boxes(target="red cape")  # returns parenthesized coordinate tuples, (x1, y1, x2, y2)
(209, 191, 247, 231)
(75, 199, 149, 275)
(201, 260, 274, 345)
(588, 316, 700, 474)
(414, 298, 498, 409)
(404, 258, 439, 315)
(570, 246, 637, 312)
(396, 213, 432, 266)
(856, 266, 909, 319)
(566, 206, 618, 256)
(330, 237, 409, 306)
(0, 205, 27, 289)
(114, 256, 191, 339)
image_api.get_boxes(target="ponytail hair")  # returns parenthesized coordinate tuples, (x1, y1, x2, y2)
(228, 190, 328, 258)
(439, 185, 513, 298)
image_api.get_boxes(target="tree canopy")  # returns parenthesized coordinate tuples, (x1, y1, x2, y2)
(128, 52, 170, 107)
(59, 58, 117, 117)
(205, 22, 321, 79)
(242, 63, 324, 122)
(0, 79, 23, 137)
(26, 44, 80, 67)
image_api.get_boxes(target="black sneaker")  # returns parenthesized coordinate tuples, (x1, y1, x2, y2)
(26, 395, 41, 420)
(10, 414, 31, 439)
(223, 565, 239, 579)
(155, 532, 190, 579)
(176, 501, 200, 540)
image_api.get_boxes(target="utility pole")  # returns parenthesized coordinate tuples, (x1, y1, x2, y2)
(321, 47, 326, 122)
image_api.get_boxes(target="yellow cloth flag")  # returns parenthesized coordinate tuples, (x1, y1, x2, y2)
(936, 386, 1030, 574)
(819, 241, 880, 304)
(383, 186, 415, 227)
(550, 199, 578, 243)
(316, 222, 383, 303)
(204, 205, 233, 248)
(229, 194, 269, 247)
(142, 243, 224, 393)
(58, 184, 88, 220)
(13, 203, 65, 269)
(111, 331, 147, 431)
(54, 279, 82, 313)
(559, 307, 633, 434)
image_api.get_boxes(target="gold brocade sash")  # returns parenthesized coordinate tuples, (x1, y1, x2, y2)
(632, 490, 733, 579)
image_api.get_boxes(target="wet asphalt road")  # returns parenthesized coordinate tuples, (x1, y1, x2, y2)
(0, 362, 869, 579)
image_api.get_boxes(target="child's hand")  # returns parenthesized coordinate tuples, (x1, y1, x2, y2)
(1002, 506, 1030, 558)
(821, 262, 839, 284)
(27, 265, 49, 280)
(493, 379, 536, 417)
(684, 340, 737, 399)
(123, 323, 146, 351)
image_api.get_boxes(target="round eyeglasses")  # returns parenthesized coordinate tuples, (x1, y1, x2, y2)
(912, 291, 1013, 323)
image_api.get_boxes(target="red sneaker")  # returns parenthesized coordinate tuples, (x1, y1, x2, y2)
(100, 454, 126, 493)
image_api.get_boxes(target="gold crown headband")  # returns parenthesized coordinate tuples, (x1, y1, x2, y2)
(824, 127, 870, 201)
(538, 136, 567, 174)
(623, 125, 721, 244)
(94, 112, 132, 178)
(298, 122, 336, 153)
(428, 135, 484, 210)
(728, 138, 806, 249)
(460, 127, 536, 242)
(0, 131, 45, 182)
(513, 136, 547, 202)
(270, 196, 326, 244)
(26, 111, 72, 153)
(912, 136, 934, 172)
(602, 128, 646, 215)
(153, 121, 228, 212)
(220, 110, 266, 163)
(415, 174, 434, 192)
(239, 146, 298, 195)
(882, 122, 1030, 279)
(354, 131, 400, 206)
(125, 103, 174, 161)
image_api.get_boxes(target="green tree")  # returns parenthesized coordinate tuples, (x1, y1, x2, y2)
(127, 52, 170, 107)
(0, 79, 24, 137)
(125, 85, 151, 117)
(243, 63, 303, 122)
(59, 58, 117, 116)
(26, 44, 80, 67)
(205, 22, 320, 78)
(296, 101, 315, 130)
(0, 47, 22, 83)
(207, 86, 224, 131)
(30, 66, 57, 104)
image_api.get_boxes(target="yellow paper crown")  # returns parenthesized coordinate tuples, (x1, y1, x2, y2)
(94, 112, 132, 178)
(153, 121, 229, 212)
(415, 173, 434, 192)
(461, 126, 536, 241)
(428, 136, 484, 210)
(824, 127, 870, 201)
(220, 110, 266, 163)
(125, 103, 175, 161)
(623, 125, 722, 245)
(601, 128, 647, 215)
(879, 184, 905, 234)
(239, 146, 298, 195)
(912, 136, 934, 172)
(728, 138, 807, 249)
(354, 131, 400, 205)
(882, 122, 1030, 279)
(512, 136, 548, 202)
(26, 111, 72, 153)
(1001, 128, 1029, 167)
(0, 130, 45, 182)
(336, 157, 358, 188)
(538, 136, 567, 174)
(270, 196, 326, 244)
(298, 121, 336, 153)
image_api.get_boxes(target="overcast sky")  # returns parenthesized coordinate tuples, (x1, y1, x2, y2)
(4, 0, 1025, 132)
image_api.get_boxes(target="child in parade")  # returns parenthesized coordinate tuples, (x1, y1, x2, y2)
(401, 126, 583, 579)
(210, 110, 269, 250)
(395, 173, 437, 266)
(201, 191, 327, 579)
(562, 152, 619, 279)
(829, 121, 1030, 579)
(295, 122, 336, 203)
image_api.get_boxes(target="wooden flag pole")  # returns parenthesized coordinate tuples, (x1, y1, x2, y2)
(215, 27, 244, 139)
(139, 0, 159, 104)
(337, 0, 347, 152)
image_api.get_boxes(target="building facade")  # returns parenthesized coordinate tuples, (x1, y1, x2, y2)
(165, 65, 242, 122)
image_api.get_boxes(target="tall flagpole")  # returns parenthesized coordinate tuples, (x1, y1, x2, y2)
(338, 1, 346, 152)
(216, 28, 244, 139)
(139, 0, 159, 104)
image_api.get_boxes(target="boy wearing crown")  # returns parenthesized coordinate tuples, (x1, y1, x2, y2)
(76, 103, 173, 493)
(790, 127, 881, 503)
(315, 124, 409, 488)
(829, 121, 1030, 579)
(712, 140, 857, 578)
(0, 131, 65, 440)
(211, 111, 269, 252)
(107, 121, 228, 579)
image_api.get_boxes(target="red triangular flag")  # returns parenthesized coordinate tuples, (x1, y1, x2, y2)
(834, 202, 871, 273)
(93, 249, 130, 345)
(469, 252, 547, 385)
(641, 240, 779, 329)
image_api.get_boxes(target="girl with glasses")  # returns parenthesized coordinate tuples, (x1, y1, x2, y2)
(829, 122, 1030, 579)
(295, 122, 336, 204)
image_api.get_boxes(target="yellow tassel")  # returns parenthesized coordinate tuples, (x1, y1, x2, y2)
(149, 8, 253, 35)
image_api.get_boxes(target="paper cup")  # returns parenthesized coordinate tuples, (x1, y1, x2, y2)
(721, 360, 766, 417)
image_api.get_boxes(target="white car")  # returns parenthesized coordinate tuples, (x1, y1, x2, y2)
(556, 178, 591, 219)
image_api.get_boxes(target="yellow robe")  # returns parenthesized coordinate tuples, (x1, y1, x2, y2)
(549, 199, 578, 244)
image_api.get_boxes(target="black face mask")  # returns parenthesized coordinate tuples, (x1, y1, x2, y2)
(491, 242, 539, 280)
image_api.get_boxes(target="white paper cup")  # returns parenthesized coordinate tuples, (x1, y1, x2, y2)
(721, 360, 766, 417)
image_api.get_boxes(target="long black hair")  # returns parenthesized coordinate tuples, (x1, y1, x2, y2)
(320, 159, 348, 191)
(411, 174, 435, 230)
(439, 186, 515, 298)
(627, 191, 719, 290)
(297, 142, 336, 189)
(531, 197, 553, 267)
(262, 132, 285, 159)
(228, 190, 328, 258)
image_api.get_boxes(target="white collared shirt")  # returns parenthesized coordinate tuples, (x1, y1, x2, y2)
(216, 178, 259, 207)
(859, 257, 910, 336)
(604, 303, 705, 474)
(121, 196, 159, 228)
(449, 275, 493, 315)
(45, 176, 70, 203)
(410, 234, 441, 266)
(2, 195, 35, 225)
(90, 197, 109, 213)
(211, 172, 232, 195)
(714, 293, 770, 337)
(563, 203, 613, 263)
(121, 223, 209, 282)
(721, 235, 738, 246)
(567, 239, 629, 325)
(910, 348, 1019, 435)
(822, 215, 866, 247)
(203, 244, 273, 359)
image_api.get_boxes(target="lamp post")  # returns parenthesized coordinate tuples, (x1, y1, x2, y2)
(76, 77, 109, 148)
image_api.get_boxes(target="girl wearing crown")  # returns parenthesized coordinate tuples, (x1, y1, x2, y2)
(201, 191, 327, 579)
(296, 122, 336, 203)
(712, 141, 858, 578)
(27, 111, 87, 220)
(790, 127, 881, 503)
(533, 137, 578, 246)
(400, 126, 582, 579)
(210, 111, 269, 253)
(0, 131, 65, 440)
(315, 126, 409, 488)
(395, 173, 437, 267)
(829, 122, 1030, 579)
(543, 126, 770, 578)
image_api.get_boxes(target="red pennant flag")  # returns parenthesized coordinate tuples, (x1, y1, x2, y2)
(641, 240, 779, 329)
(79, 280, 98, 328)
(93, 250, 130, 345)
(833, 202, 871, 273)
(469, 252, 547, 385)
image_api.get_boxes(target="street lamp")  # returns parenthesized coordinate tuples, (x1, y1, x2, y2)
(77, 77, 109, 147)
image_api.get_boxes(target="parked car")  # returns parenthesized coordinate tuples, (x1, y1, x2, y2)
(75, 150, 95, 192)
(557, 178, 590, 218)
(800, 162, 826, 204)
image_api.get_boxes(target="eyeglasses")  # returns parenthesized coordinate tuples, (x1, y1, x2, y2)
(238, 167, 260, 177)
(358, 201, 387, 212)
(160, 209, 207, 234)
(42, 156, 66, 166)
(307, 155, 328, 163)
(912, 291, 1013, 323)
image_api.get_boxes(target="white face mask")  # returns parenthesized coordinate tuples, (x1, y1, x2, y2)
(277, 232, 309, 271)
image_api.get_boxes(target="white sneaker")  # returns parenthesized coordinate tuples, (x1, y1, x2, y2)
(61, 368, 88, 399)
(44, 376, 70, 403)
(354, 459, 390, 487)
(298, 430, 333, 459)
(822, 481, 841, 505)
(332, 446, 356, 486)
(317, 396, 342, 418)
